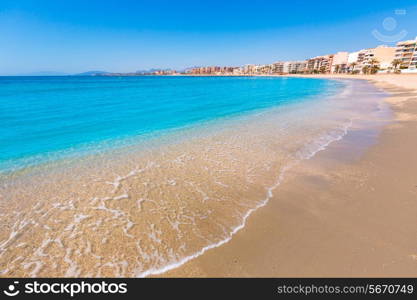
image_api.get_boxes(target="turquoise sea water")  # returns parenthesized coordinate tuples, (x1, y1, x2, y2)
(0, 76, 342, 172)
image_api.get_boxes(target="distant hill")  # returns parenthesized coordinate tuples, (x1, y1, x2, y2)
(74, 71, 109, 76)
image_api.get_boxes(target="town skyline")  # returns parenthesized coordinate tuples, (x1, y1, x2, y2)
(26, 36, 415, 76)
(182, 36, 417, 75)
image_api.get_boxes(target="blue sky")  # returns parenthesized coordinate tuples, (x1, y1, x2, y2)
(1, 0, 416, 75)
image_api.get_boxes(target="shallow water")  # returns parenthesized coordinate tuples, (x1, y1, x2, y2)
(0, 77, 389, 277)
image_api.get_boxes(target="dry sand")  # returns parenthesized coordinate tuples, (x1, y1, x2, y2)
(161, 74, 417, 277)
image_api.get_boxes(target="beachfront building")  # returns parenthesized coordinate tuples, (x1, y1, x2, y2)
(395, 37, 417, 72)
(256, 64, 274, 74)
(307, 55, 334, 73)
(271, 61, 307, 74)
(286, 61, 307, 74)
(345, 46, 395, 74)
(330, 52, 349, 73)
(187, 66, 242, 75)
(151, 69, 176, 75)
(347, 50, 366, 73)
(361, 45, 396, 72)
(242, 64, 257, 75)
(232, 67, 243, 75)
(272, 62, 286, 74)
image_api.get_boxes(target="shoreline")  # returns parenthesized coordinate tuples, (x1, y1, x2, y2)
(159, 74, 417, 277)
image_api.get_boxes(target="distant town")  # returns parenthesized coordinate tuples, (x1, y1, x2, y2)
(89, 37, 417, 76)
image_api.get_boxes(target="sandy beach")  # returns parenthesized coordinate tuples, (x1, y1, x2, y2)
(160, 74, 417, 277)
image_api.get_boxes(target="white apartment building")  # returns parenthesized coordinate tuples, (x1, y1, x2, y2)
(347, 50, 365, 72)
(361, 45, 396, 70)
(395, 37, 417, 72)
(272, 61, 307, 74)
(346, 46, 395, 73)
(285, 61, 307, 73)
(307, 55, 334, 73)
(331, 52, 349, 73)
(272, 62, 286, 73)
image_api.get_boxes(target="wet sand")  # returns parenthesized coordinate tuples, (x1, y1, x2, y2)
(161, 74, 417, 277)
